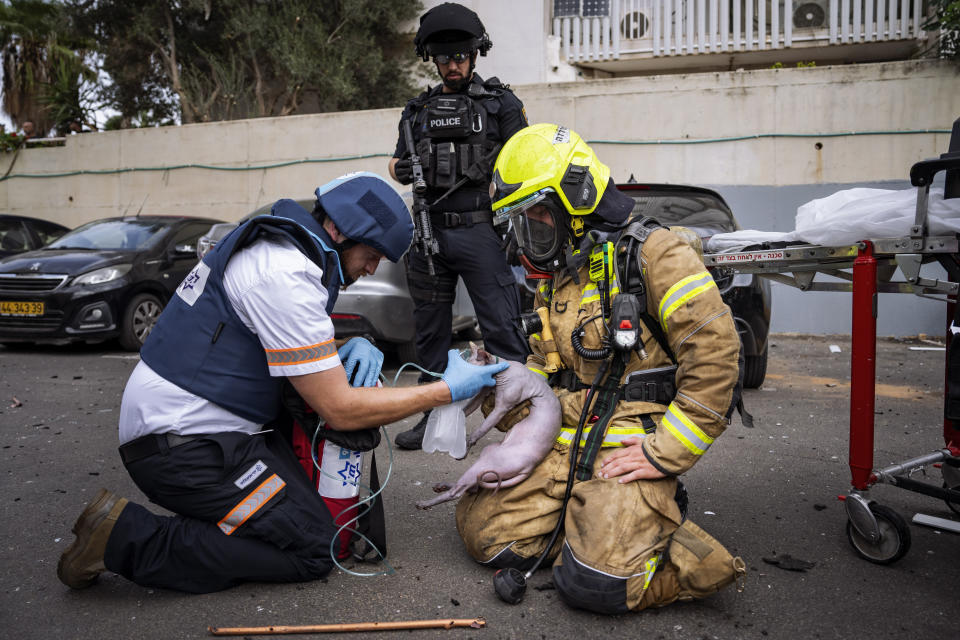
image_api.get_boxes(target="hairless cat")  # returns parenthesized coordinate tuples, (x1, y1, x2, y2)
(416, 345, 562, 509)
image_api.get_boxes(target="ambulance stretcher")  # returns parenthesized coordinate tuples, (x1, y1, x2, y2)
(701, 153, 960, 564)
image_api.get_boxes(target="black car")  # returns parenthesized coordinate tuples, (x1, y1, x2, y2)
(0, 216, 221, 350)
(0, 214, 69, 258)
(617, 183, 771, 388)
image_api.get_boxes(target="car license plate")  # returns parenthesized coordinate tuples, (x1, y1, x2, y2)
(0, 301, 44, 316)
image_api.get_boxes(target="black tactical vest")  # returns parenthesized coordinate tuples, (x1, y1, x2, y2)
(405, 77, 511, 207)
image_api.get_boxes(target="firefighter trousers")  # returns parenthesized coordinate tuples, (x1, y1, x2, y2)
(105, 430, 337, 593)
(455, 444, 743, 613)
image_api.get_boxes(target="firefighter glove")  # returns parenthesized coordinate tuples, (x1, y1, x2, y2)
(339, 337, 384, 387)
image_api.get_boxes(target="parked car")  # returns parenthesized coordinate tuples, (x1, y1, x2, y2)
(617, 182, 771, 388)
(0, 215, 222, 350)
(195, 200, 478, 363)
(0, 214, 69, 258)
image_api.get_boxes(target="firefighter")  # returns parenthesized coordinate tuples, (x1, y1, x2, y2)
(454, 124, 747, 612)
(389, 2, 530, 450)
(56, 172, 507, 594)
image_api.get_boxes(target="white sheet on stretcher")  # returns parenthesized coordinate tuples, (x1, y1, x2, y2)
(706, 187, 960, 253)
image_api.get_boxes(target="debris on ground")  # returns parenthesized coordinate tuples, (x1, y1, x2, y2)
(534, 581, 555, 591)
(762, 554, 816, 572)
(9, 397, 22, 408)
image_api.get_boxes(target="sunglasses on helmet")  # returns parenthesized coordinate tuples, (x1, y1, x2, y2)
(433, 52, 471, 64)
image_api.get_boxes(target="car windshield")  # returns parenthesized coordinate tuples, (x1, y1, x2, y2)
(46, 219, 169, 251)
(626, 191, 737, 236)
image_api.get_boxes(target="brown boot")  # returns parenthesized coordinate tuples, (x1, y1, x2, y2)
(57, 489, 128, 589)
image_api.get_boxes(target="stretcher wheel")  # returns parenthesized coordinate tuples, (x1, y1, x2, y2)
(945, 483, 960, 516)
(845, 503, 911, 565)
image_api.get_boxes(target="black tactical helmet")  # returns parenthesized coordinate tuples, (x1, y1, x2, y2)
(414, 2, 492, 61)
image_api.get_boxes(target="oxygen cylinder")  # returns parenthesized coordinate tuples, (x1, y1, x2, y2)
(290, 417, 363, 560)
(316, 440, 364, 559)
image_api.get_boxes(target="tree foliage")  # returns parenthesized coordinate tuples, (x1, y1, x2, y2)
(68, 0, 423, 126)
(0, 0, 97, 136)
(924, 0, 960, 60)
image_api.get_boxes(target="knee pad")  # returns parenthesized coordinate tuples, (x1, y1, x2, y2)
(552, 544, 629, 615)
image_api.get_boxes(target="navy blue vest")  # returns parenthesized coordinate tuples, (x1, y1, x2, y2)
(140, 199, 343, 424)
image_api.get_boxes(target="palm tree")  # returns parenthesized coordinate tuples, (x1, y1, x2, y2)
(0, 0, 95, 136)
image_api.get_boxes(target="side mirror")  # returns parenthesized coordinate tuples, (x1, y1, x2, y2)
(172, 243, 196, 257)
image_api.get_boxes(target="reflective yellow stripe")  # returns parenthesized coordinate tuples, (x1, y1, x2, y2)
(658, 271, 716, 329)
(266, 339, 337, 366)
(581, 284, 600, 305)
(528, 366, 548, 379)
(556, 425, 646, 448)
(642, 555, 659, 592)
(579, 280, 620, 306)
(661, 404, 714, 455)
(218, 473, 285, 535)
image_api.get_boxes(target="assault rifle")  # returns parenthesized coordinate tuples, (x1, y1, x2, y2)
(402, 120, 439, 275)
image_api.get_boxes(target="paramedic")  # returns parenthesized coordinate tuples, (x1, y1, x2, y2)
(57, 172, 507, 593)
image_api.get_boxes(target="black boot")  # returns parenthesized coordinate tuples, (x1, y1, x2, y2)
(394, 411, 430, 450)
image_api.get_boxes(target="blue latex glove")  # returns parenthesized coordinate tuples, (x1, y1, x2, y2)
(440, 349, 509, 402)
(338, 337, 384, 388)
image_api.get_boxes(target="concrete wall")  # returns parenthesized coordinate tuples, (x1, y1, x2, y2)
(1, 59, 958, 336)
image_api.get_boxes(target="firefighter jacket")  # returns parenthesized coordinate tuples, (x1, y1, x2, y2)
(525, 227, 743, 476)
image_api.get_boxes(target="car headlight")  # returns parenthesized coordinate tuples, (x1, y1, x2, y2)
(73, 264, 132, 285)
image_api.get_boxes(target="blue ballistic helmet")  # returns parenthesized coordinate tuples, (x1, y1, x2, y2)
(315, 172, 414, 262)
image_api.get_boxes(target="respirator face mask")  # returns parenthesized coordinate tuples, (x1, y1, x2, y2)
(495, 191, 568, 274)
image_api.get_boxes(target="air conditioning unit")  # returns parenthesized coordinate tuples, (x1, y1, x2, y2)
(793, 0, 828, 29)
(620, 10, 650, 39)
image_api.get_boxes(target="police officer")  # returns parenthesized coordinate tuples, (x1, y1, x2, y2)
(56, 173, 507, 594)
(389, 2, 530, 450)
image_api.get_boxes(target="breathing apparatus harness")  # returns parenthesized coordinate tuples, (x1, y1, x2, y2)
(495, 215, 678, 604)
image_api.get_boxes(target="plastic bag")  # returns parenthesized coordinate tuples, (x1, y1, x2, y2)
(793, 187, 960, 245)
(422, 399, 469, 459)
(705, 187, 960, 252)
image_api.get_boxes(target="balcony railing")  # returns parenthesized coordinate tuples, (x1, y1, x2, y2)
(552, 0, 928, 62)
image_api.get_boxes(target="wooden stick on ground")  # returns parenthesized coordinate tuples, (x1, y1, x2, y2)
(208, 618, 486, 635)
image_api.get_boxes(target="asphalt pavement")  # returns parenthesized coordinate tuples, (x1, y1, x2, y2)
(0, 334, 957, 640)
